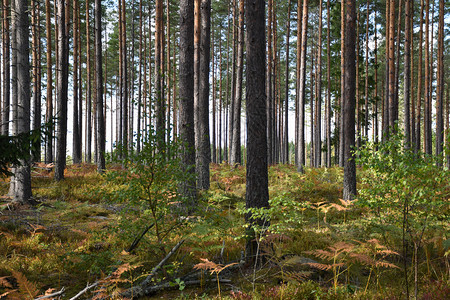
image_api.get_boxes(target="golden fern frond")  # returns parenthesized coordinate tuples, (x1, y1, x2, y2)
(375, 261, 400, 269)
(11, 270, 39, 299)
(377, 249, 399, 256)
(304, 262, 333, 271)
(0, 276, 13, 289)
(305, 249, 334, 260)
(194, 258, 221, 273)
(329, 203, 348, 211)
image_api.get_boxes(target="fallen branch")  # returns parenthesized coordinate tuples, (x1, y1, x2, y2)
(69, 280, 105, 300)
(142, 278, 232, 295)
(120, 239, 185, 299)
(126, 222, 156, 253)
(34, 287, 65, 300)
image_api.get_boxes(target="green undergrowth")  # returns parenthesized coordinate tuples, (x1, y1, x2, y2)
(0, 159, 448, 299)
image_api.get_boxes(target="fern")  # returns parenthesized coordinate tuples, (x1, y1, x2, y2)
(9, 271, 39, 299)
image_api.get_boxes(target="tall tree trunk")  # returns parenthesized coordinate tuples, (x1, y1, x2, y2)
(423, 0, 431, 155)
(231, 0, 244, 165)
(95, 0, 105, 172)
(121, 0, 128, 156)
(310, 48, 315, 167)
(1, 0, 10, 136)
(446, 85, 449, 169)
(179, 0, 197, 207)
(72, 0, 81, 164)
(284, 0, 291, 164)
(55, 0, 69, 181)
(355, 11, 360, 149)
(314, 0, 323, 168)
(339, 0, 345, 166)
(211, 22, 217, 163)
(245, 0, 269, 257)
(364, 0, 370, 139)
(435, 0, 444, 161)
(388, 0, 396, 132)
(403, 0, 411, 147)
(343, 0, 356, 200)
(31, 0, 41, 162)
(295, 0, 302, 166)
(415, 0, 424, 153)
(196, 0, 211, 189)
(155, 0, 165, 151)
(296, 0, 308, 173)
(373, 9, 378, 145)
(383, 0, 390, 140)
(12, 0, 32, 202)
(266, 0, 273, 165)
(86, 0, 92, 162)
(44, 0, 52, 163)
(326, 0, 331, 167)
(137, 0, 143, 153)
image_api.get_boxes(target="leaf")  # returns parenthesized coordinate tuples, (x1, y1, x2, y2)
(11, 270, 39, 299)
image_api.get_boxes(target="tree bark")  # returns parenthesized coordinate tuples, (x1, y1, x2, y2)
(388, 0, 396, 132)
(155, 0, 165, 151)
(95, 0, 105, 172)
(31, 0, 41, 162)
(1, 0, 10, 136)
(196, 0, 211, 189)
(403, 0, 411, 148)
(423, 0, 431, 155)
(86, 0, 92, 162)
(284, 0, 291, 164)
(342, 0, 356, 200)
(72, 0, 82, 164)
(44, 0, 52, 163)
(245, 0, 269, 249)
(11, 0, 32, 202)
(54, 0, 69, 181)
(296, 0, 308, 173)
(415, 0, 424, 153)
(314, 0, 323, 168)
(325, 0, 332, 166)
(435, 0, 444, 161)
(179, 0, 197, 207)
(230, 0, 244, 165)
(339, 0, 345, 166)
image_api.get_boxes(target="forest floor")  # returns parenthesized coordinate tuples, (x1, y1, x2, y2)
(0, 163, 449, 299)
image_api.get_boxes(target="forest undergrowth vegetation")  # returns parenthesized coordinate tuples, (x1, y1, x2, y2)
(0, 140, 448, 299)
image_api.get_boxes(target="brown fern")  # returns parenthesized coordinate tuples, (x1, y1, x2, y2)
(10, 271, 39, 299)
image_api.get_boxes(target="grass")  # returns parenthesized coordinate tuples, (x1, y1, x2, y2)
(0, 163, 448, 299)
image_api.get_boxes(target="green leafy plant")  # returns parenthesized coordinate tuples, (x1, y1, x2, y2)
(355, 131, 449, 298)
(105, 128, 195, 255)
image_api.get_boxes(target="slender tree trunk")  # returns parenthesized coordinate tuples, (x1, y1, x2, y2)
(310, 48, 314, 167)
(296, 0, 308, 173)
(435, 0, 444, 161)
(196, 0, 211, 189)
(356, 11, 360, 149)
(339, 0, 345, 166)
(388, 0, 396, 132)
(12, 0, 32, 202)
(44, 0, 52, 163)
(423, 0, 431, 155)
(55, 0, 69, 181)
(404, 0, 411, 147)
(415, 0, 424, 153)
(121, 0, 128, 156)
(383, 0, 390, 140)
(31, 0, 41, 162)
(343, 0, 357, 200)
(231, 0, 244, 165)
(326, 0, 331, 167)
(95, 0, 105, 172)
(373, 10, 378, 145)
(155, 0, 165, 150)
(266, 0, 273, 165)
(179, 0, 197, 206)
(284, 0, 291, 164)
(211, 23, 217, 163)
(245, 0, 269, 256)
(446, 85, 449, 169)
(364, 0, 370, 139)
(137, 0, 143, 153)
(295, 0, 302, 166)
(219, 36, 223, 162)
(72, 0, 81, 164)
(86, 0, 92, 162)
(314, 0, 323, 168)
(1, 0, 10, 136)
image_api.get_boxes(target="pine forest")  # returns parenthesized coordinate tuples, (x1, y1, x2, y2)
(0, 0, 449, 298)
